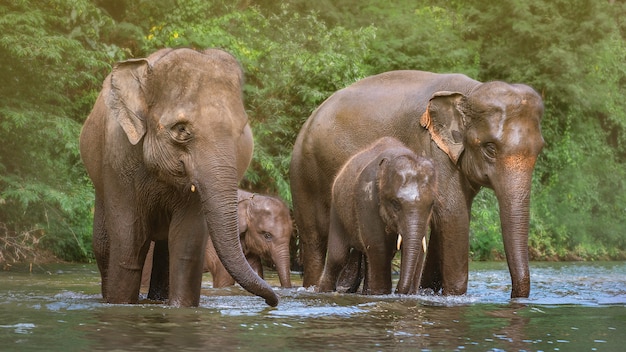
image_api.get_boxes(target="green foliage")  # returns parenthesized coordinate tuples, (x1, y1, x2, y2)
(0, 0, 125, 261)
(250, 0, 481, 75)
(469, 190, 503, 260)
(1, 0, 625, 262)
(357, 3, 481, 76)
(240, 11, 373, 202)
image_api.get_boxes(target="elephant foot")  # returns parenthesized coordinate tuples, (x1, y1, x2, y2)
(147, 288, 168, 302)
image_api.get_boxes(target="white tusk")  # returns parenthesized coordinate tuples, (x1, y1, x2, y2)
(396, 234, 402, 251)
(191, 184, 196, 193)
(422, 236, 427, 253)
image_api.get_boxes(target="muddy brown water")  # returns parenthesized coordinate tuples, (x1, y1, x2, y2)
(1, 261, 625, 351)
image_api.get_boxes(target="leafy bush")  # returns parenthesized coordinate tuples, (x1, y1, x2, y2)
(0, 0, 125, 261)
(1, 0, 625, 262)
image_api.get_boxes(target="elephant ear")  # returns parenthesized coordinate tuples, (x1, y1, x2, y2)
(376, 158, 394, 230)
(238, 200, 250, 236)
(106, 58, 151, 145)
(419, 91, 467, 164)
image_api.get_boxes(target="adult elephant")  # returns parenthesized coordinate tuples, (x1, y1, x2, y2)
(80, 48, 278, 307)
(290, 70, 544, 298)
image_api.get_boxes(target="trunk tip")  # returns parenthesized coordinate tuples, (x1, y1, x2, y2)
(265, 292, 279, 307)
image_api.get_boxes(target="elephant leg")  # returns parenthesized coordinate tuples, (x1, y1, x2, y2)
(104, 212, 147, 303)
(420, 227, 443, 293)
(435, 212, 470, 295)
(212, 264, 236, 288)
(421, 218, 469, 295)
(362, 255, 370, 294)
(167, 207, 207, 307)
(147, 240, 169, 301)
(336, 249, 363, 293)
(204, 238, 235, 288)
(296, 194, 330, 288)
(362, 238, 394, 295)
(247, 254, 264, 279)
(440, 227, 469, 295)
(92, 193, 109, 299)
(317, 214, 350, 292)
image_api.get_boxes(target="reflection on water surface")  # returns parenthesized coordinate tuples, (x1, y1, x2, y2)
(1, 261, 625, 351)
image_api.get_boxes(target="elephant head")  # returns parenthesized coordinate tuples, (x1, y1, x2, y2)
(106, 48, 278, 306)
(238, 191, 293, 288)
(420, 82, 544, 298)
(377, 153, 437, 295)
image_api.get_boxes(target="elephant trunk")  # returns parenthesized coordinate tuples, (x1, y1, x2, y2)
(494, 163, 534, 298)
(395, 213, 428, 294)
(196, 161, 279, 307)
(272, 250, 292, 288)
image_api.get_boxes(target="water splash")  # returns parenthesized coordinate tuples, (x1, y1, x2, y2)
(0, 323, 36, 334)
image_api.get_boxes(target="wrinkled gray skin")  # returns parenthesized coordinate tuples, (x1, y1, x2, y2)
(204, 190, 293, 288)
(80, 48, 278, 307)
(318, 137, 436, 295)
(290, 70, 544, 298)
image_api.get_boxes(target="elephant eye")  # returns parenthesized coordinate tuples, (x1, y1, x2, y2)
(482, 142, 497, 161)
(171, 123, 193, 142)
(390, 199, 401, 212)
(262, 232, 273, 241)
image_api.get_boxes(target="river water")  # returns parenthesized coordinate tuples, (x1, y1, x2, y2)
(1, 261, 625, 351)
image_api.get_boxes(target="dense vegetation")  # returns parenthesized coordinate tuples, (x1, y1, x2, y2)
(1, 0, 625, 263)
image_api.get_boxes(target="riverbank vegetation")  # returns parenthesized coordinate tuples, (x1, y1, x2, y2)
(1, 0, 625, 264)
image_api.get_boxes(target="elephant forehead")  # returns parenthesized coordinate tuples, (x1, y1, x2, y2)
(155, 51, 242, 82)
(252, 204, 286, 225)
(253, 203, 276, 217)
(255, 212, 277, 228)
(397, 180, 422, 202)
(501, 118, 544, 153)
(393, 167, 435, 201)
(149, 69, 242, 109)
(385, 167, 417, 196)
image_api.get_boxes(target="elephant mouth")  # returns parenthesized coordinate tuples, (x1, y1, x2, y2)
(148, 159, 189, 187)
(163, 160, 196, 191)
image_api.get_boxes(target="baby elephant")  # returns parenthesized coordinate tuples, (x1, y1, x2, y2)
(205, 190, 293, 288)
(318, 137, 436, 295)
(142, 190, 293, 290)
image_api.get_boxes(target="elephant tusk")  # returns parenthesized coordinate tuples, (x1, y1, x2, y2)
(422, 236, 427, 253)
(191, 184, 196, 193)
(397, 234, 402, 251)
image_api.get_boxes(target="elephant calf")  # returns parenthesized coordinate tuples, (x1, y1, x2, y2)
(205, 190, 293, 288)
(318, 137, 437, 295)
(142, 190, 293, 289)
